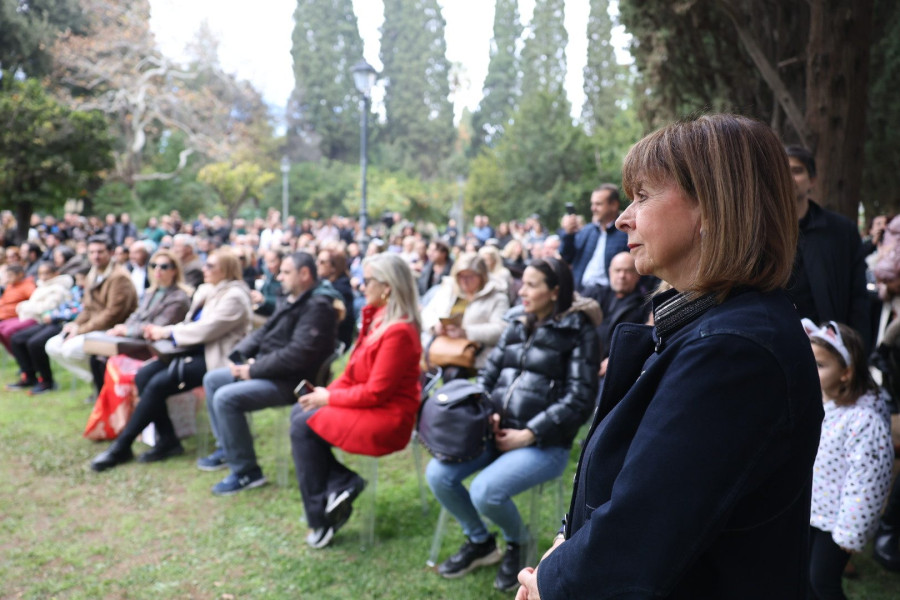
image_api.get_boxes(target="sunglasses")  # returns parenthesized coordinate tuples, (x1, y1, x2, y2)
(362, 277, 382, 286)
(150, 263, 174, 271)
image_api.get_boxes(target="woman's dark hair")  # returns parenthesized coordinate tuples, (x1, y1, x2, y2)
(528, 257, 574, 318)
(55, 245, 75, 263)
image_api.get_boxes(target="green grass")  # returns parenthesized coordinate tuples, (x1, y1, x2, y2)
(1, 356, 899, 599)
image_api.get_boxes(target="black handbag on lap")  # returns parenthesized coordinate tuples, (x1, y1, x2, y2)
(417, 379, 493, 463)
(150, 339, 203, 365)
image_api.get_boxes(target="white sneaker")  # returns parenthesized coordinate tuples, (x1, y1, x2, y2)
(306, 526, 335, 549)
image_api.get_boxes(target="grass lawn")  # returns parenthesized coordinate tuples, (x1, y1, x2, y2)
(2, 356, 900, 599)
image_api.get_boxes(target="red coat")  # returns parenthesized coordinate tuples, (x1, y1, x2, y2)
(308, 305, 422, 457)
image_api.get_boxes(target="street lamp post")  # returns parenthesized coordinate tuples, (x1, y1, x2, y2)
(352, 59, 377, 252)
(280, 155, 290, 229)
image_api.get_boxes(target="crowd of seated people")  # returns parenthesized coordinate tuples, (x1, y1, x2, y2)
(1, 170, 898, 593)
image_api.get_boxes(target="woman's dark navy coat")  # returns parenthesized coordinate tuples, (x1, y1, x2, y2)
(537, 289, 823, 599)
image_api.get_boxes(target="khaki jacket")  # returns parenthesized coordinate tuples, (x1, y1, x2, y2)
(74, 265, 138, 334)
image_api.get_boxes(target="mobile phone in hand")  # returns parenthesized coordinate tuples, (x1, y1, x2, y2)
(294, 379, 314, 398)
(565, 202, 576, 215)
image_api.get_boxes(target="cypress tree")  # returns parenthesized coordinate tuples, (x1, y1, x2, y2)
(582, 0, 623, 133)
(521, 0, 569, 95)
(380, 0, 455, 178)
(288, 0, 364, 162)
(471, 0, 522, 150)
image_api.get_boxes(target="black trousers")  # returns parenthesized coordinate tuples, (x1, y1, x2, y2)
(881, 474, 900, 528)
(809, 526, 850, 600)
(9, 323, 62, 383)
(289, 404, 360, 529)
(114, 353, 207, 449)
(89, 355, 108, 394)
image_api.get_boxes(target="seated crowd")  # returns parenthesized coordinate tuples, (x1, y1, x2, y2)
(1, 169, 899, 597)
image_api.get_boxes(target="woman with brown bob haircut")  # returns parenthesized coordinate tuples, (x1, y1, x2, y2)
(517, 114, 824, 599)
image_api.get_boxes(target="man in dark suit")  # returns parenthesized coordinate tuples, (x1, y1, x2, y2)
(784, 146, 870, 350)
(582, 252, 650, 377)
(560, 184, 629, 292)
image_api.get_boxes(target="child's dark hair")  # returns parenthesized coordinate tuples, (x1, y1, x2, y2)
(525, 257, 574, 326)
(810, 322, 874, 401)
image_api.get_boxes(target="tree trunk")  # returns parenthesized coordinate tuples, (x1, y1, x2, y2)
(805, 0, 873, 221)
(14, 201, 34, 245)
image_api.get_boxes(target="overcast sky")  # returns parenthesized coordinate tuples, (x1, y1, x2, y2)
(149, 0, 631, 122)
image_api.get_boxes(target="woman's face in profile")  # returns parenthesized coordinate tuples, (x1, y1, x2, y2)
(519, 266, 556, 320)
(616, 179, 702, 291)
(203, 257, 223, 285)
(362, 265, 389, 308)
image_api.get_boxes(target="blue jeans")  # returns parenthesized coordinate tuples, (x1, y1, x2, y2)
(425, 444, 569, 544)
(203, 368, 293, 476)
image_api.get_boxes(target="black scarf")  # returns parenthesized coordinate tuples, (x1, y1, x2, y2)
(653, 289, 718, 352)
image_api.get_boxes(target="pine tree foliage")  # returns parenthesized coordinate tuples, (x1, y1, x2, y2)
(520, 0, 569, 95)
(860, 0, 899, 216)
(0, 77, 112, 237)
(380, 0, 455, 179)
(618, 0, 883, 219)
(288, 0, 365, 162)
(467, 90, 597, 224)
(0, 0, 85, 78)
(471, 0, 522, 150)
(618, 0, 780, 129)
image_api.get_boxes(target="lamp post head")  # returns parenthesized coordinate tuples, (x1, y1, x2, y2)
(352, 59, 378, 98)
(280, 155, 290, 175)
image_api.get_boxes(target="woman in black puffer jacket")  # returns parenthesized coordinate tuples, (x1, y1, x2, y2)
(426, 257, 600, 592)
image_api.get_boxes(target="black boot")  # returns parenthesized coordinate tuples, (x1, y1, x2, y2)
(494, 541, 523, 592)
(137, 438, 185, 463)
(90, 441, 134, 472)
(873, 520, 900, 572)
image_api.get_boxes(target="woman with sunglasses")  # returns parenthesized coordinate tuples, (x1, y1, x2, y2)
(84, 250, 194, 438)
(90, 248, 252, 470)
(290, 252, 423, 548)
(104, 249, 193, 340)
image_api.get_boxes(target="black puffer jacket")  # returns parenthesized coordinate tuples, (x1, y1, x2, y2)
(231, 287, 336, 391)
(478, 298, 601, 448)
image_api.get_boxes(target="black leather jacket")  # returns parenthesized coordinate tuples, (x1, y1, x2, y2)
(478, 301, 600, 448)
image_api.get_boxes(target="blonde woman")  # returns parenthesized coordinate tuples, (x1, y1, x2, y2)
(290, 253, 422, 548)
(420, 252, 510, 372)
(105, 249, 192, 339)
(478, 245, 512, 289)
(90, 248, 252, 471)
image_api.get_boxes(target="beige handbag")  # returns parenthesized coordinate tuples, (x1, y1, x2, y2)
(425, 335, 480, 369)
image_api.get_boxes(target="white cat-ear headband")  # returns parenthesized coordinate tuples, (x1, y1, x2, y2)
(801, 318, 852, 368)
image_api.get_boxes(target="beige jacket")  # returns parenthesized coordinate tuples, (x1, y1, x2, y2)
(17, 274, 74, 321)
(421, 276, 510, 369)
(162, 280, 252, 371)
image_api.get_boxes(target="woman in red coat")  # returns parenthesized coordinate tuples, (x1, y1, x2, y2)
(290, 252, 422, 549)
